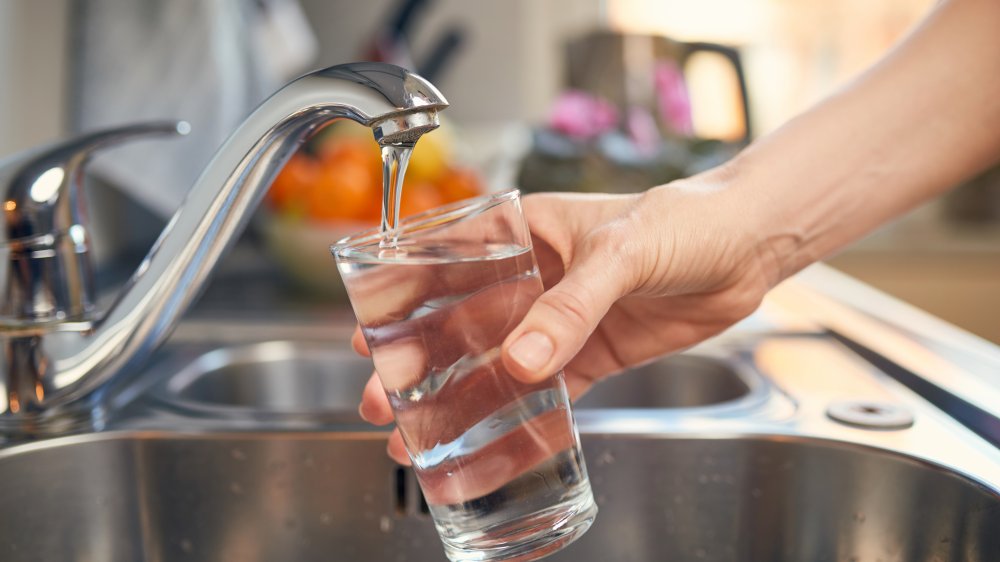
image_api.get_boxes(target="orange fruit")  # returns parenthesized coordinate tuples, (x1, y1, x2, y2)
(268, 153, 319, 211)
(305, 157, 379, 223)
(438, 167, 484, 203)
(318, 136, 381, 173)
(399, 180, 446, 218)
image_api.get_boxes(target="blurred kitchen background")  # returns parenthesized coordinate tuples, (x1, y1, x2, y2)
(1, 0, 998, 343)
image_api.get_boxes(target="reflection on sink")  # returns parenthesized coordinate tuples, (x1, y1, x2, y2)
(0, 432, 996, 561)
(153, 341, 757, 416)
(576, 354, 753, 409)
(154, 342, 373, 419)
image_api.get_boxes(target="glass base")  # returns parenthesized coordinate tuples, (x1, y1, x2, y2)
(439, 484, 597, 562)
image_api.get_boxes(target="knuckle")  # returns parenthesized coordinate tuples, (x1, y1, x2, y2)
(541, 282, 595, 331)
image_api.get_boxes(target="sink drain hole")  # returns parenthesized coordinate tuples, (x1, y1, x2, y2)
(418, 488, 430, 515)
(394, 467, 407, 515)
(393, 466, 430, 517)
(827, 400, 914, 430)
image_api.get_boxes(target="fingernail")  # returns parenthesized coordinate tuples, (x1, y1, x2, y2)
(358, 402, 371, 422)
(508, 332, 554, 373)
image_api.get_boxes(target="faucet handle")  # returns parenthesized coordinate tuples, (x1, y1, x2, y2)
(0, 122, 188, 325)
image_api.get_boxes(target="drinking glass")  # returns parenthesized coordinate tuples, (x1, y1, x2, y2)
(332, 189, 596, 562)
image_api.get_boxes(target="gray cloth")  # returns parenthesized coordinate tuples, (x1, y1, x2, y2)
(73, 0, 317, 217)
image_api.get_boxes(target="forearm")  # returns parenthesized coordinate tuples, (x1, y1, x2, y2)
(716, 0, 1000, 283)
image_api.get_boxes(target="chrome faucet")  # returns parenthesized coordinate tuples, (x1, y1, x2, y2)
(0, 62, 447, 435)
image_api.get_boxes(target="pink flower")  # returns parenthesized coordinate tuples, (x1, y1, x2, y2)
(654, 61, 694, 136)
(627, 107, 661, 157)
(548, 90, 619, 140)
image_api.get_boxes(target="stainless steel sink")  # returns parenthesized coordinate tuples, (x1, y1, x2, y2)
(0, 431, 996, 562)
(152, 341, 374, 421)
(575, 354, 755, 409)
(147, 340, 762, 418)
(7, 322, 998, 562)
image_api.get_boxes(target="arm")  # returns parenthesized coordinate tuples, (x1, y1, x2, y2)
(498, 0, 1000, 382)
(359, 0, 1000, 463)
(728, 0, 1000, 281)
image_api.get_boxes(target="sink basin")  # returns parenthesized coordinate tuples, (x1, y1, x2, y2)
(576, 354, 754, 409)
(154, 342, 373, 420)
(150, 341, 758, 417)
(0, 432, 996, 562)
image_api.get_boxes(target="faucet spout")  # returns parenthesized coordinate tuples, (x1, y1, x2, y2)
(0, 62, 447, 433)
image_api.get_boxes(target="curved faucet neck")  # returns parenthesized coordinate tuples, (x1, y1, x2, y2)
(0, 63, 447, 433)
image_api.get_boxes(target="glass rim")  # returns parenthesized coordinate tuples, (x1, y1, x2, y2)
(330, 188, 521, 255)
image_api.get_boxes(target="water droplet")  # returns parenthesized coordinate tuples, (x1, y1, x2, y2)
(229, 482, 244, 495)
(695, 547, 707, 558)
(697, 475, 708, 484)
(230, 449, 247, 461)
(673, 495, 684, 505)
(319, 513, 332, 525)
(446, 471, 454, 477)
(180, 539, 193, 553)
(711, 474, 723, 483)
(302, 454, 316, 468)
(596, 495, 607, 505)
(379, 515, 394, 533)
(853, 511, 866, 523)
(363, 492, 374, 504)
(751, 488, 762, 498)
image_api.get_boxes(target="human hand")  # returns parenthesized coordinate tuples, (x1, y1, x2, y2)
(498, 180, 776, 393)
(354, 177, 778, 464)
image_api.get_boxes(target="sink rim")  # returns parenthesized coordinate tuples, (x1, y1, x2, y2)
(142, 339, 782, 421)
(146, 340, 375, 422)
(2, 428, 997, 499)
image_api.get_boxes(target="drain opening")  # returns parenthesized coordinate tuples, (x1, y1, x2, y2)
(393, 466, 431, 517)
(418, 489, 430, 515)
(827, 400, 914, 430)
(394, 466, 408, 515)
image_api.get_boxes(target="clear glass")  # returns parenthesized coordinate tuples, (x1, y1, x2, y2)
(332, 189, 597, 562)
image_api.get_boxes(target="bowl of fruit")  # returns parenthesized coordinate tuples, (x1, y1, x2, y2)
(261, 121, 484, 299)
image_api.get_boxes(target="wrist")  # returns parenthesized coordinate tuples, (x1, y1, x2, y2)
(686, 159, 807, 290)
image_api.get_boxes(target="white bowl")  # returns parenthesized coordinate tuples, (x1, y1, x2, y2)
(261, 213, 370, 300)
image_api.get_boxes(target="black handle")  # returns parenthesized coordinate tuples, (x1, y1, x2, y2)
(387, 0, 433, 44)
(418, 26, 467, 83)
(681, 41, 753, 144)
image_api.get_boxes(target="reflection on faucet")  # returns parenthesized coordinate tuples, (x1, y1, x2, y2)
(0, 62, 447, 434)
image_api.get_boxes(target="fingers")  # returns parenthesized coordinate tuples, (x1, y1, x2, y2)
(502, 230, 633, 383)
(387, 429, 411, 466)
(356, 372, 411, 466)
(358, 372, 394, 425)
(351, 325, 371, 357)
(564, 372, 598, 402)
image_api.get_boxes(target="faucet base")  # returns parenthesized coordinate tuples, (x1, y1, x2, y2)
(0, 401, 108, 439)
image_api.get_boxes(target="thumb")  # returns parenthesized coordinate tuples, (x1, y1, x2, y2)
(501, 242, 629, 383)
